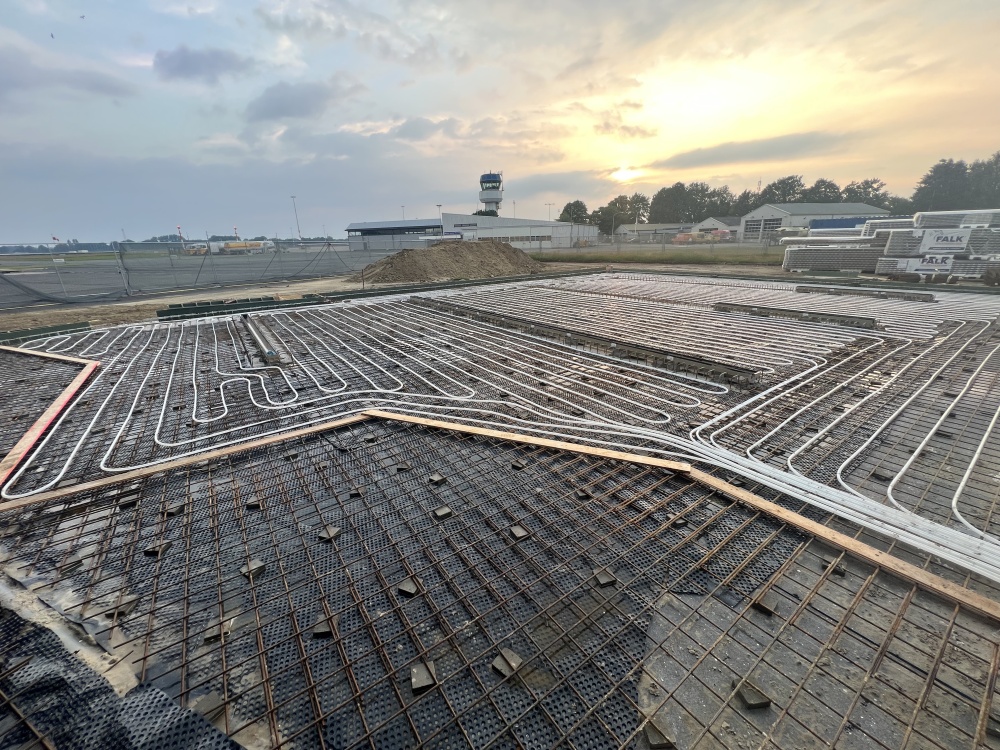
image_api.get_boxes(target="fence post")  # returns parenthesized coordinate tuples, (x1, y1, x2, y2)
(112, 241, 132, 296)
(46, 243, 69, 300)
(206, 241, 221, 285)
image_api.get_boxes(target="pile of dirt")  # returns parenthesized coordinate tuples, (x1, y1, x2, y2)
(351, 240, 544, 284)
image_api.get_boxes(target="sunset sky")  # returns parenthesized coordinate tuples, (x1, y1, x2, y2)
(2, 0, 999, 241)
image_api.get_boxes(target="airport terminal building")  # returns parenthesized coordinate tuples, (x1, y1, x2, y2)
(346, 171, 598, 251)
(346, 213, 598, 252)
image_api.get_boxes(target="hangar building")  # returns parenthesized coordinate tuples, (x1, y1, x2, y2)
(740, 202, 889, 241)
(347, 213, 597, 252)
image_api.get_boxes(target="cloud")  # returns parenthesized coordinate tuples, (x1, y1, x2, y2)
(389, 117, 459, 140)
(593, 109, 656, 139)
(256, 1, 440, 66)
(0, 45, 137, 102)
(15, 0, 51, 15)
(504, 170, 610, 197)
(114, 52, 155, 69)
(150, 0, 217, 17)
(244, 75, 364, 121)
(650, 131, 852, 169)
(153, 45, 256, 84)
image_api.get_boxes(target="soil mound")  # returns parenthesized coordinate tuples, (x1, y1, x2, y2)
(351, 240, 544, 284)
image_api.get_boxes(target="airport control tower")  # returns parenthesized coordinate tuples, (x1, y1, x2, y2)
(479, 172, 503, 214)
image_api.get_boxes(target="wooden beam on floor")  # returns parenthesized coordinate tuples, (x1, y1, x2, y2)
(0, 344, 99, 367)
(689, 468, 1000, 623)
(0, 360, 100, 488)
(5, 403, 998, 624)
(0, 413, 370, 513)
(363, 410, 693, 473)
(369, 409, 1000, 623)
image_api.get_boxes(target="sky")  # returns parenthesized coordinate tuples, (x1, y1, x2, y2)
(2, 0, 1000, 242)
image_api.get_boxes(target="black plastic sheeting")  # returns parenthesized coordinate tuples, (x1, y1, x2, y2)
(0, 609, 241, 750)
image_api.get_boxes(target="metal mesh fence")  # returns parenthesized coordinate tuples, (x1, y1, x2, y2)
(0, 244, 129, 308)
(0, 242, 392, 309)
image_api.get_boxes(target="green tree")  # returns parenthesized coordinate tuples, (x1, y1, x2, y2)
(626, 192, 650, 223)
(731, 188, 761, 217)
(968, 151, 1000, 209)
(558, 200, 589, 223)
(649, 183, 688, 223)
(591, 195, 632, 235)
(681, 182, 713, 222)
(911, 159, 970, 211)
(842, 178, 890, 208)
(704, 186, 734, 218)
(802, 178, 842, 203)
(473, 209, 499, 217)
(760, 175, 805, 204)
(885, 195, 915, 215)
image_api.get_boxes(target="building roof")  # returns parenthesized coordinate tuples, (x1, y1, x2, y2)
(761, 202, 889, 216)
(704, 215, 742, 226)
(345, 219, 442, 232)
(443, 213, 565, 227)
(618, 223, 691, 233)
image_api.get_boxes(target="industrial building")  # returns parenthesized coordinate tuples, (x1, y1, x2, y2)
(613, 223, 694, 242)
(346, 213, 598, 251)
(740, 202, 889, 241)
(691, 216, 741, 234)
(2, 269, 1000, 749)
(346, 172, 597, 251)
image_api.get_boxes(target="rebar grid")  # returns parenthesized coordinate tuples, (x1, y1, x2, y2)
(6, 272, 1000, 587)
(0, 349, 83, 460)
(549, 273, 1000, 336)
(2, 419, 997, 749)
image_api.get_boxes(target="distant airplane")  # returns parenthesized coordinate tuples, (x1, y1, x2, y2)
(50, 32, 54, 38)
(80, 15, 85, 19)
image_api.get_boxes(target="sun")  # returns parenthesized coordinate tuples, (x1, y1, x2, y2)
(610, 167, 643, 183)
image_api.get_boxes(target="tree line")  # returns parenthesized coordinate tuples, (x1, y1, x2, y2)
(559, 150, 1000, 234)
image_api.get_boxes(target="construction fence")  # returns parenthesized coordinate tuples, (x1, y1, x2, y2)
(0, 241, 393, 309)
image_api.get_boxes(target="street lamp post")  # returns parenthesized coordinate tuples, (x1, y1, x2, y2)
(545, 202, 554, 221)
(401, 206, 405, 220)
(436, 204, 442, 234)
(290, 196, 302, 239)
(609, 212, 627, 250)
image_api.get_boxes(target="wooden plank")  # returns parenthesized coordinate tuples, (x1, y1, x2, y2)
(369, 410, 1000, 622)
(363, 410, 693, 472)
(688, 468, 1000, 623)
(0, 344, 98, 366)
(5, 400, 997, 623)
(0, 361, 99, 488)
(0, 413, 369, 513)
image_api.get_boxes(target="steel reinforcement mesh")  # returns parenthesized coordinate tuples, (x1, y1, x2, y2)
(0, 349, 83, 459)
(0, 609, 239, 750)
(0, 419, 804, 749)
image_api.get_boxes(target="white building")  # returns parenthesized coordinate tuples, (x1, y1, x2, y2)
(740, 203, 889, 242)
(692, 216, 741, 234)
(444, 213, 597, 249)
(345, 213, 597, 252)
(615, 223, 692, 242)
